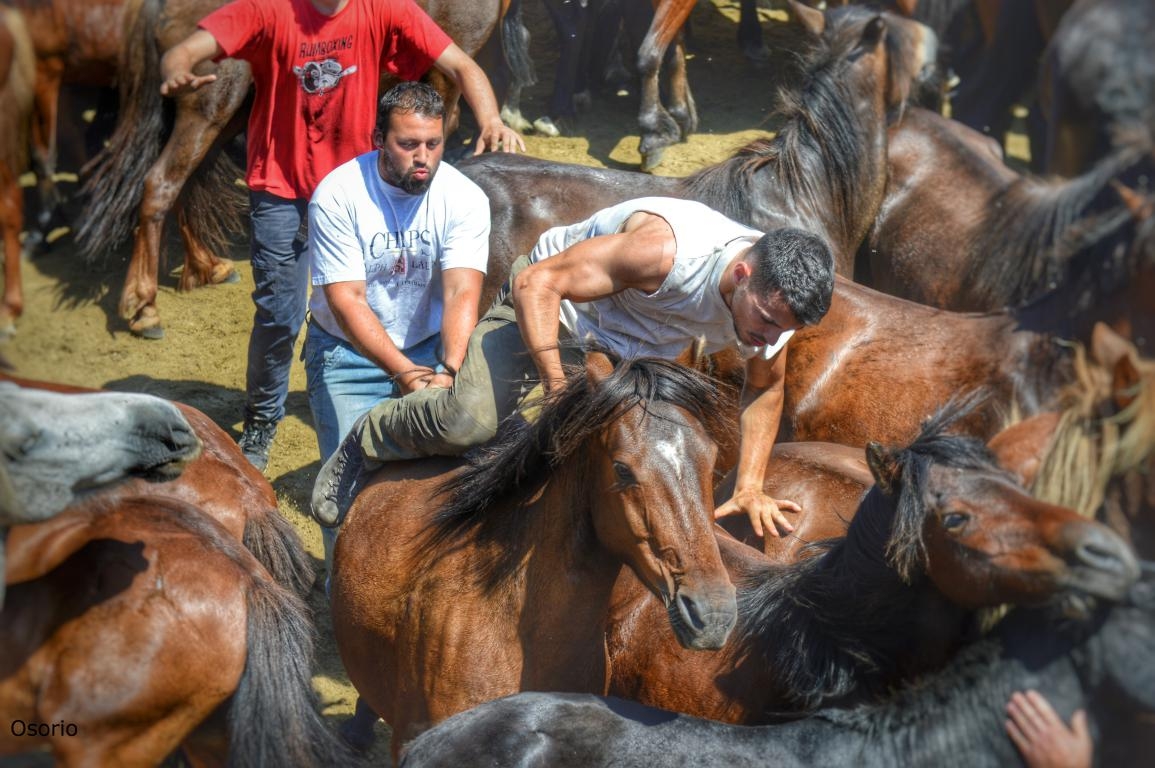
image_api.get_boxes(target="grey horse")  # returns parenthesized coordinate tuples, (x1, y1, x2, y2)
(0, 382, 201, 606)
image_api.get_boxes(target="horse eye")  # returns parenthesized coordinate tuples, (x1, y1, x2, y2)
(612, 461, 636, 487)
(942, 512, 970, 532)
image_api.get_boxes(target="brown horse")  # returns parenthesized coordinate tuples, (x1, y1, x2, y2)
(332, 352, 739, 757)
(0, 6, 34, 338)
(1, 0, 125, 249)
(857, 107, 1154, 335)
(1037, 0, 1154, 177)
(78, 0, 506, 338)
(605, 399, 1140, 725)
(0, 372, 315, 599)
(0, 494, 352, 766)
(465, 0, 942, 310)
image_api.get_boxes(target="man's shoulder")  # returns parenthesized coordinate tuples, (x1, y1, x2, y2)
(312, 153, 375, 202)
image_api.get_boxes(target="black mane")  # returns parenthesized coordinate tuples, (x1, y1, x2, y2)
(679, 6, 895, 249)
(729, 397, 1003, 710)
(417, 351, 734, 585)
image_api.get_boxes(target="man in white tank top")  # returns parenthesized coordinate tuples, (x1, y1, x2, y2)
(313, 198, 835, 540)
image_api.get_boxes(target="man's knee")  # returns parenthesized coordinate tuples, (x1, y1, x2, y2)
(434, 405, 498, 455)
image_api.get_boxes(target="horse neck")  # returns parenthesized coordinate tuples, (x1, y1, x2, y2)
(734, 490, 967, 710)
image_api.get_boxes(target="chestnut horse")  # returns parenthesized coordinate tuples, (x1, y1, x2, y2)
(78, 0, 506, 338)
(0, 6, 34, 338)
(0, 494, 352, 766)
(0, 373, 315, 600)
(331, 352, 738, 757)
(465, 0, 942, 310)
(604, 399, 1140, 725)
(396, 576, 1155, 768)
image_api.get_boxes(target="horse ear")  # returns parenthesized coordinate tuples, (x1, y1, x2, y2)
(865, 441, 899, 495)
(1091, 323, 1142, 409)
(1110, 179, 1155, 222)
(858, 15, 887, 51)
(987, 413, 1061, 488)
(585, 351, 615, 386)
(673, 337, 708, 372)
(788, 0, 826, 37)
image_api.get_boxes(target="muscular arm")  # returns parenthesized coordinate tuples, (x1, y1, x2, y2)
(714, 347, 800, 538)
(432, 43, 526, 154)
(510, 212, 675, 392)
(323, 281, 432, 393)
(159, 29, 223, 96)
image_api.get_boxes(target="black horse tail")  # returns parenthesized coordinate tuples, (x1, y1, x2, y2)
(242, 507, 316, 600)
(77, 0, 165, 259)
(502, 0, 537, 91)
(229, 565, 359, 767)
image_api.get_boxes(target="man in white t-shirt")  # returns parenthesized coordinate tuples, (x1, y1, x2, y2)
(304, 81, 489, 569)
(312, 195, 836, 541)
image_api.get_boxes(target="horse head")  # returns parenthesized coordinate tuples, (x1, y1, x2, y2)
(578, 352, 738, 650)
(0, 383, 201, 526)
(866, 396, 1140, 615)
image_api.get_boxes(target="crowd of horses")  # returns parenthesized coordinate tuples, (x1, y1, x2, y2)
(1, 0, 1155, 765)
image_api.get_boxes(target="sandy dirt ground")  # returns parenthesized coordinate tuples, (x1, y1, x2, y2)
(0, 1, 1029, 765)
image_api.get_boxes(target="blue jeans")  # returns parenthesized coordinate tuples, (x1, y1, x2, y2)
(303, 319, 443, 572)
(244, 191, 310, 425)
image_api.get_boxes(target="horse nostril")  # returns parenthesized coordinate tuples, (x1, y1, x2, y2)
(1073, 526, 1139, 579)
(677, 593, 706, 632)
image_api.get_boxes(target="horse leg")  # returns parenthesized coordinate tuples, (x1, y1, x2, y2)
(537, 0, 591, 136)
(635, 0, 694, 171)
(0, 170, 22, 338)
(121, 109, 234, 339)
(176, 207, 239, 292)
(662, 28, 697, 142)
(498, 0, 535, 134)
(737, 0, 769, 61)
(27, 59, 62, 254)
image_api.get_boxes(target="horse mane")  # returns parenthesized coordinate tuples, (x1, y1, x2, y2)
(678, 5, 893, 249)
(729, 395, 1002, 710)
(417, 350, 735, 587)
(967, 144, 1152, 309)
(1030, 341, 1155, 516)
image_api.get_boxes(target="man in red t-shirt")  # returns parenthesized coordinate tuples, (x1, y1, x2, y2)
(159, 0, 523, 471)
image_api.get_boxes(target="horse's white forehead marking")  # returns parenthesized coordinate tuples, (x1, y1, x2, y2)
(653, 429, 688, 483)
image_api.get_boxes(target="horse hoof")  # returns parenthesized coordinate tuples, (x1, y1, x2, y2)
(220, 269, 241, 285)
(128, 309, 165, 340)
(532, 117, 561, 137)
(500, 106, 534, 135)
(639, 146, 667, 173)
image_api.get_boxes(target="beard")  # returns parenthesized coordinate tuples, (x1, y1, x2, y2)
(381, 152, 436, 194)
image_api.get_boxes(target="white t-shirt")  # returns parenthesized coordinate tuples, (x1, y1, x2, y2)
(529, 197, 792, 361)
(308, 152, 490, 349)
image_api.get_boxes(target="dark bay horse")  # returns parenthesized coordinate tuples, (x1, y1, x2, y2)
(0, 6, 34, 338)
(78, 0, 505, 338)
(857, 107, 1154, 339)
(1038, 0, 1155, 177)
(465, 0, 942, 310)
(605, 400, 1140, 725)
(0, 494, 353, 766)
(331, 352, 738, 757)
(397, 576, 1155, 768)
(1, 373, 315, 599)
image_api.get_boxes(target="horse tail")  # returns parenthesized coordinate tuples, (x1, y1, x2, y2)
(0, 7, 35, 178)
(230, 566, 358, 767)
(242, 508, 316, 600)
(77, 0, 165, 260)
(501, 0, 537, 91)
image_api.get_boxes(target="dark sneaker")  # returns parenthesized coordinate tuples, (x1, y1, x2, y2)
(311, 425, 369, 528)
(238, 419, 277, 472)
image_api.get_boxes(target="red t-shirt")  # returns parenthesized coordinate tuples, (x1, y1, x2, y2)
(200, 0, 452, 199)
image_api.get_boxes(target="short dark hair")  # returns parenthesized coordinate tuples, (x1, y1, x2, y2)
(746, 228, 834, 326)
(375, 81, 445, 134)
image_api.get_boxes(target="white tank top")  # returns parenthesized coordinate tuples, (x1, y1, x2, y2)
(528, 197, 792, 360)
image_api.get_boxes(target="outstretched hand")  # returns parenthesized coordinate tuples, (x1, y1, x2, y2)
(1005, 690, 1092, 768)
(473, 118, 526, 155)
(160, 71, 218, 97)
(714, 488, 800, 539)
